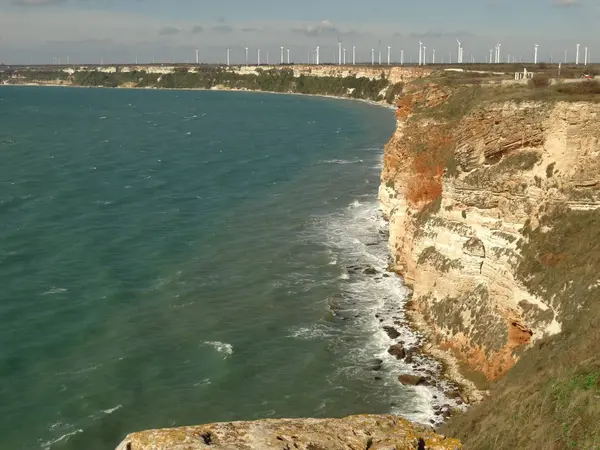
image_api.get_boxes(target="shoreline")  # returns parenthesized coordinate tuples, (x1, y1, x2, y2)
(1, 82, 397, 111)
(5, 80, 470, 423)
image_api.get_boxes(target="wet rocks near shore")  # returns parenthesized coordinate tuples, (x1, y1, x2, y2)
(398, 374, 428, 386)
(384, 326, 401, 339)
(388, 343, 406, 359)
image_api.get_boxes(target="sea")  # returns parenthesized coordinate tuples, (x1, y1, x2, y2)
(0, 86, 451, 450)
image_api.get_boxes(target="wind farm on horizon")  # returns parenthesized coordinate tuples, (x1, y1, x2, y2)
(5, 35, 596, 70)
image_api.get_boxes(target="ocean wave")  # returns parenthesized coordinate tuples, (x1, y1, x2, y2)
(41, 287, 68, 295)
(288, 325, 335, 340)
(41, 429, 83, 449)
(318, 159, 363, 165)
(203, 341, 233, 357)
(102, 404, 122, 415)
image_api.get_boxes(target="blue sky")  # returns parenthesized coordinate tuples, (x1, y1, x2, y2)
(0, 0, 597, 64)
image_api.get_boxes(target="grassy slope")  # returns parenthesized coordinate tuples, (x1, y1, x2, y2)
(442, 209, 600, 449)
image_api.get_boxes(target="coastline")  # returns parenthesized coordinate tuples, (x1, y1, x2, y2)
(4, 80, 470, 423)
(1, 82, 397, 111)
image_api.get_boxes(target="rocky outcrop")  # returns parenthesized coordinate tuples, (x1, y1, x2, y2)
(380, 82, 600, 387)
(115, 415, 461, 450)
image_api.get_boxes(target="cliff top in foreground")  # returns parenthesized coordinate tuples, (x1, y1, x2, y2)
(115, 414, 461, 450)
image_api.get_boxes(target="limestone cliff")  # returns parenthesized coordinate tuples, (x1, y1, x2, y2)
(379, 79, 600, 389)
(115, 415, 461, 450)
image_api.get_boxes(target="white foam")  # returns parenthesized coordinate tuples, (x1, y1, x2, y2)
(194, 378, 212, 387)
(102, 404, 122, 415)
(41, 288, 67, 295)
(41, 429, 83, 449)
(288, 325, 335, 340)
(203, 341, 233, 357)
(319, 159, 363, 165)
(302, 197, 460, 425)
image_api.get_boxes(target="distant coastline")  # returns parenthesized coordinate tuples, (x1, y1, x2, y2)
(1, 81, 397, 111)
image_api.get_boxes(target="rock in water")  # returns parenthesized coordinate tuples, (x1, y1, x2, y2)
(115, 414, 462, 450)
(363, 266, 378, 275)
(383, 326, 401, 339)
(388, 343, 406, 359)
(368, 358, 384, 371)
(398, 374, 428, 386)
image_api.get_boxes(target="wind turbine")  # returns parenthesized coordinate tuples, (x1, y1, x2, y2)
(280, 46, 284, 64)
(226, 48, 230, 66)
(338, 39, 342, 65)
(343, 48, 346, 65)
(585, 46, 588, 66)
(352, 45, 356, 65)
(245, 47, 249, 66)
(423, 46, 427, 65)
(456, 40, 462, 64)
(371, 48, 375, 65)
(195, 49, 199, 65)
(497, 44, 501, 63)
(576, 44, 580, 65)
(316, 46, 320, 65)
(432, 49, 436, 64)
(401, 49, 404, 65)
(387, 46, 391, 65)
(287, 48, 290, 64)
(257, 48, 260, 66)
(419, 41, 423, 65)
(534, 44, 539, 64)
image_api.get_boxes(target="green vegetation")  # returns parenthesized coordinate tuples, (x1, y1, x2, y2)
(1, 70, 68, 82)
(385, 82, 404, 104)
(3, 67, 391, 102)
(443, 207, 600, 449)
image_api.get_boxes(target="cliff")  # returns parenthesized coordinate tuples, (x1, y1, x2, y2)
(115, 415, 461, 450)
(380, 74, 600, 448)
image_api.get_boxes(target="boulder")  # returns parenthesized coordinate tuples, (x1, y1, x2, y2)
(388, 344, 406, 360)
(383, 326, 401, 339)
(398, 374, 427, 386)
(363, 266, 378, 275)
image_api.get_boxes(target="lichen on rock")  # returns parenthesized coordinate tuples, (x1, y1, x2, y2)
(115, 415, 462, 450)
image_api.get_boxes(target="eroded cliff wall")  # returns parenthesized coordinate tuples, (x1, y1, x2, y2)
(380, 81, 600, 384)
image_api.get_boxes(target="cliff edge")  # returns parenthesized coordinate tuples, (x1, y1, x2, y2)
(115, 415, 461, 450)
(380, 73, 600, 448)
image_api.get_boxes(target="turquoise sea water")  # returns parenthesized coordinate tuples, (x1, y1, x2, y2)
(0, 87, 443, 450)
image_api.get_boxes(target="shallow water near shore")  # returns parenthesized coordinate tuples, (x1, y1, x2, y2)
(1, 86, 445, 450)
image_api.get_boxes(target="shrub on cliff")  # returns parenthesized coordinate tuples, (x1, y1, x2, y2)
(555, 80, 600, 96)
(385, 82, 404, 104)
(528, 74, 551, 89)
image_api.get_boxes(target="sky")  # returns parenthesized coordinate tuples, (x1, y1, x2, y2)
(0, 0, 598, 65)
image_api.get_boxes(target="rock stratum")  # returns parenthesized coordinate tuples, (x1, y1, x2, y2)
(115, 415, 461, 450)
